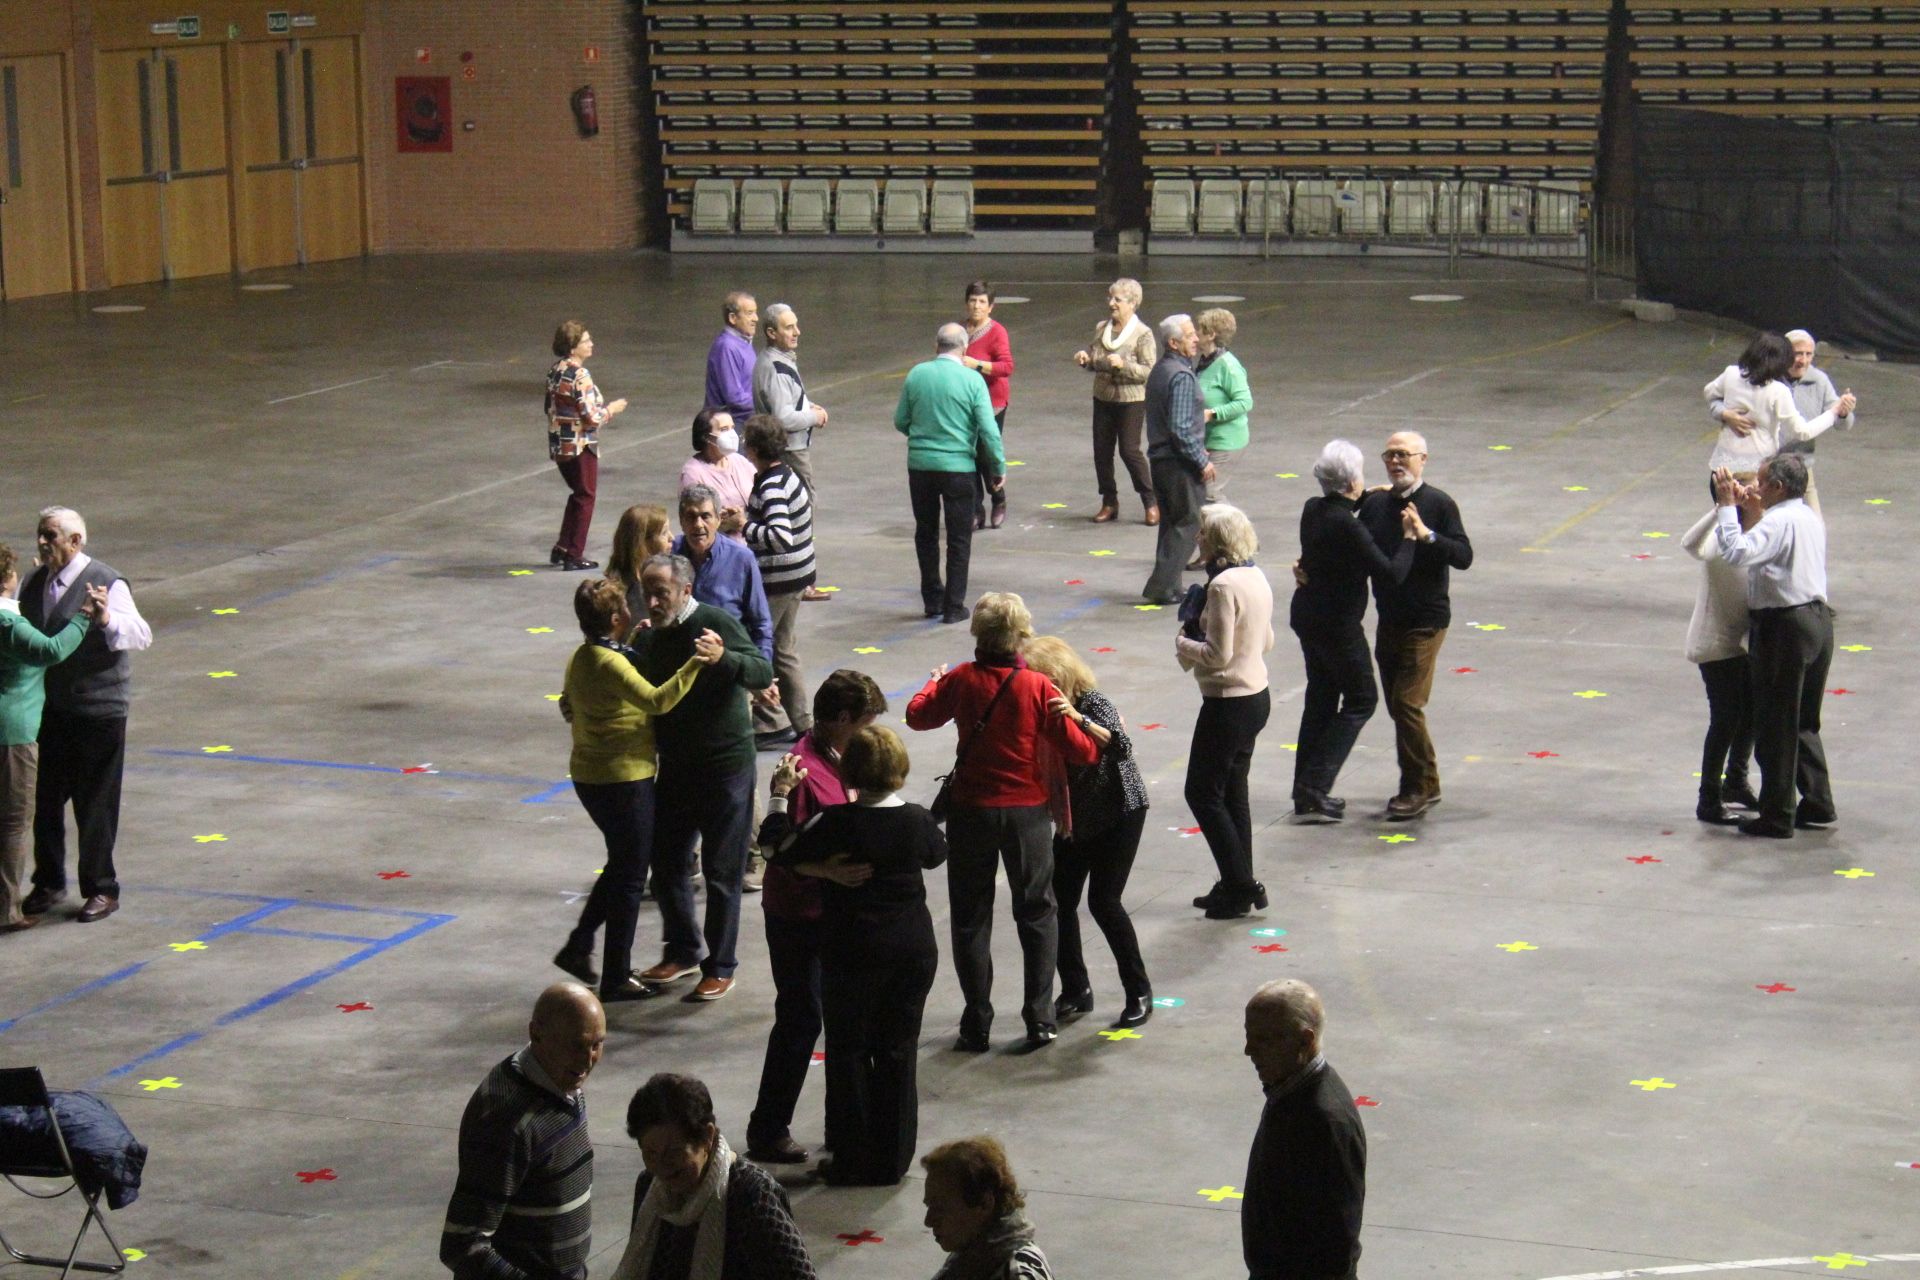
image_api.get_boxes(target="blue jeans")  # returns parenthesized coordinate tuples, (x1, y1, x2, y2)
(651, 762, 755, 978)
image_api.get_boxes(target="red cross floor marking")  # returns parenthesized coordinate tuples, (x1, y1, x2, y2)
(337, 1002, 373, 1013)
(1064, 579, 1084, 585)
(836, 1230, 884, 1246)
(1354, 1096, 1381, 1107)
(1181, 826, 1202, 834)
(1141, 723, 1165, 730)
(1827, 688, 1852, 696)
(402, 765, 434, 774)
(1091, 646, 1115, 653)
(1528, 751, 1559, 759)
(1452, 667, 1477, 674)
(1627, 856, 1662, 864)
(1252, 943, 1289, 954)
(295, 1169, 337, 1183)
(1756, 983, 1796, 994)
(377, 870, 410, 880)
(1659, 830, 1674, 836)
(810, 1052, 825, 1064)
(1632, 553, 1653, 560)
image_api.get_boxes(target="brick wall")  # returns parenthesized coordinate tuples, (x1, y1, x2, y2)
(363, 0, 646, 252)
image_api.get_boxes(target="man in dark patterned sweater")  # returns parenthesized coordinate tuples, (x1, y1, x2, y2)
(441, 984, 606, 1280)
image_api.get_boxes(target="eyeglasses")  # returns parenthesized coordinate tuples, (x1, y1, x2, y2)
(1381, 450, 1425, 462)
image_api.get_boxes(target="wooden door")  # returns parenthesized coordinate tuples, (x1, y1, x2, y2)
(95, 47, 231, 285)
(0, 55, 77, 299)
(96, 48, 164, 286)
(296, 37, 364, 263)
(159, 45, 232, 280)
(234, 40, 299, 268)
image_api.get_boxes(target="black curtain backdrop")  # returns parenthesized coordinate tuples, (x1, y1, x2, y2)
(1634, 106, 1920, 360)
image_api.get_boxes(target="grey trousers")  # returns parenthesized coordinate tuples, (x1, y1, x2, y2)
(785, 446, 814, 495)
(2, 743, 37, 925)
(1144, 456, 1206, 601)
(752, 591, 813, 734)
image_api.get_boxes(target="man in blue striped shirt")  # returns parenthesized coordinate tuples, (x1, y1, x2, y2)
(1143, 314, 1217, 604)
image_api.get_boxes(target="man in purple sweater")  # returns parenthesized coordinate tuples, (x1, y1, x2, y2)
(704, 291, 759, 430)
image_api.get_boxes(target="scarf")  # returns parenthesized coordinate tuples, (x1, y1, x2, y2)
(932, 1211, 1042, 1280)
(612, 1134, 735, 1280)
(1098, 314, 1145, 352)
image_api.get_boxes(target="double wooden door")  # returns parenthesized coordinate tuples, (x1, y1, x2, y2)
(97, 45, 232, 285)
(0, 55, 76, 300)
(234, 37, 364, 269)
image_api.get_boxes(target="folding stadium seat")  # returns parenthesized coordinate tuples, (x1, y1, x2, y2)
(1533, 181, 1581, 236)
(738, 178, 784, 234)
(786, 179, 831, 234)
(691, 178, 737, 234)
(1291, 179, 1338, 235)
(1485, 183, 1533, 235)
(835, 178, 879, 234)
(1196, 179, 1244, 235)
(1245, 176, 1291, 236)
(930, 180, 974, 234)
(883, 179, 928, 234)
(1150, 179, 1196, 236)
(1338, 180, 1387, 236)
(1434, 180, 1483, 235)
(1388, 180, 1436, 236)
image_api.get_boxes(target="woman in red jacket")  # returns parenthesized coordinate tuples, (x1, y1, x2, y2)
(960, 281, 1015, 530)
(906, 592, 1098, 1051)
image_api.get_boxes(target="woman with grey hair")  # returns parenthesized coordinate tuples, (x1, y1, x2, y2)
(1073, 278, 1159, 525)
(1287, 440, 1418, 823)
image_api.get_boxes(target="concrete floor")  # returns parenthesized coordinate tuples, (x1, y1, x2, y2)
(0, 252, 1914, 1280)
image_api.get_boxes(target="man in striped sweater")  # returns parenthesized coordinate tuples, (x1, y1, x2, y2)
(741, 415, 818, 753)
(441, 983, 604, 1280)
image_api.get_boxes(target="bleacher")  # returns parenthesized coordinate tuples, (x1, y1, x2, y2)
(642, 0, 1111, 237)
(1130, 0, 1611, 223)
(1628, 1, 1920, 125)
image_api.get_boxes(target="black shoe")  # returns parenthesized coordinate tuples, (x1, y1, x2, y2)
(550, 548, 566, 566)
(560, 557, 599, 572)
(21, 887, 66, 917)
(1794, 807, 1837, 830)
(925, 605, 942, 619)
(1192, 881, 1228, 910)
(1696, 799, 1742, 826)
(1250, 881, 1269, 911)
(942, 609, 969, 624)
(1737, 817, 1794, 839)
(756, 727, 801, 751)
(1114, 990, 1153, 1030)
(1023, 1024, 1058, 1049)
(747, 1135, 810, 1164)
(954, 1030, 991, 1053)
(1054, 989, 1094, 1020)
(1721, 779, 1760, 809)
(553, 949, 599, 986)
(600, 975, 663, 1002)
(1205, 896, 1252, 920)
(1293, 793, 1344, 823)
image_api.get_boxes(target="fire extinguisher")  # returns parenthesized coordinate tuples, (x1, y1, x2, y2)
(570, 85, 599, 138)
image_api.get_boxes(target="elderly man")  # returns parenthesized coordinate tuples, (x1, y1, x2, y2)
(21, 507, 153, 924)
(1356, 433, 1471, 821)
(1712, 329, 1855, 514)
(1142, 314, 1216, 605)
(672, 484, 773, 664)
(1713, 455, 1834, 839)
(740, 416, 817, 751)
(753, 303, 829, 495)
(895, 323, 1004, 624)
(704, 290, 759, 429)
(442, 983, 605, 1280)
(1242, 979, 1367, 1280)
(629, 554, 774, 1002)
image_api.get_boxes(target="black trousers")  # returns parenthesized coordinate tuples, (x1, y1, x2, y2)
(1697, 654, 1754, 800)
(566, 778, 655, 990)
(975, 408, 1008, 516)
(1185, 690, 1270, 892)
(1091, 399, 1152, 506)
(947, 803, 1056, 1034)
(1053, 806, 1150, 1000)
(746, 912, 824, 1150)
(32, 712, 126, 901)
(1144, 456, 1207, 601)
(820, 941, 937, 1184)
(1749, 602, 1835, 827)
(1293, 625, 1378, 800)
(909, 468, 976, 617)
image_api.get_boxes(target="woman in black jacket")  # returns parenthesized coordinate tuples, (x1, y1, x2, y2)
(1289, 440, 1418, 822)
(760, 725, 947, 1186)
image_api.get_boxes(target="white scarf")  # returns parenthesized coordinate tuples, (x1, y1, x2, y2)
(1099, 314, 1145, 352)
(612, 1134, 735, 1280)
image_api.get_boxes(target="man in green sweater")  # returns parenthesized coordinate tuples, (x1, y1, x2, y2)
(628, 553, 774, 1003)
(1, 545, 106, 931)
(896, 323, 1005, 623)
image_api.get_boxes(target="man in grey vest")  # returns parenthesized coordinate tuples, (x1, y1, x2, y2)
(1143, 314, 1216, 604)
(21, 507, 152, 923)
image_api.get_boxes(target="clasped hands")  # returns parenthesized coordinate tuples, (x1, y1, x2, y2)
(769, 752, 871, 886)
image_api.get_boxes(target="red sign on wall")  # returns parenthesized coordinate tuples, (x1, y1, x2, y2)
(395, 76, 452, 152)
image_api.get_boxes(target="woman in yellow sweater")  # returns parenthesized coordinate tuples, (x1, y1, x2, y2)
(557, 577, 722, 1001)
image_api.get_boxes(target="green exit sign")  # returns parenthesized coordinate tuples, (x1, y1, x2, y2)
(267, 11, 290, 34)
(176, 15, 201, 38)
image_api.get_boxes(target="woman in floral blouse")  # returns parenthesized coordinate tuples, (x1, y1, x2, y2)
(546, 319, 628, 571)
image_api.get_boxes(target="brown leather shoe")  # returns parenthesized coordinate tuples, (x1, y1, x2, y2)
(1385, 793, 1440, 821)
(1143, 505, 1161, 526)
(2, 915, 40, 932)
(1092, 505, 1119, 524)
(21, 887, 64, 916)
(686, 976, 735, 1002)
(638, 960, 700, 985)
(747, 1135, 811, 1164)
(76, 895, 120, 923)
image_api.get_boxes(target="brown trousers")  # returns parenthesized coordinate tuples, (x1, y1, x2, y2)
(2, 743, 37, 925)
(1374, 624, 1448, 799)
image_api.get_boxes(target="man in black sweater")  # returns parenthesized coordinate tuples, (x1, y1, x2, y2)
(1242, 979, 1366, 1280)
(1356, 431, 1472, 821)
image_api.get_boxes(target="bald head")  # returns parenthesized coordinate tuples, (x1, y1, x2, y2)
(936, 322, 968, 354)
(1244, 980, 1325, 1088)
(528, 982, 606, 1095)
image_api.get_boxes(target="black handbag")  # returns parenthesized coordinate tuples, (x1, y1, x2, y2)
(929, 668, 1020, 823)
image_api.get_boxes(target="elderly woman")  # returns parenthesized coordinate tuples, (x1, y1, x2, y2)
(555, 578, 722, 1002)
(545, 320, 629, 571)
(1682, 506, 1759, 824)
(611, 1073, 817, 1280)
(1176, 505, 1276, 920)
(606, 504, 674, 631)
(678, 409, 756, 542)
(1702, 332, 1852, 493)
(922, 1137, 1055, 1280)
(1195, 308, 1253, 503)
(1, 544, 105, 931)
(761, 725, 946, 1185)
(1289, 442, 1417, 823)
(906, 593, 1098, 1050)
(1023, 637, 1152, 1029)
(1073, 277, 1158, 525)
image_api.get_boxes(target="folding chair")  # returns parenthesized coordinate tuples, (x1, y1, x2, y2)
(0, 1068, 127, 1276)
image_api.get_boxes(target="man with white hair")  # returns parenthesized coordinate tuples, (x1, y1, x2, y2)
(752, 303, 829, 495)
(894, 323, 1004, 623)
(21, 507, 153, 923)
(1242, 979, 1367, 1280)
(1142, 314, 1216, 605)
(1711, 328, 1855, 514)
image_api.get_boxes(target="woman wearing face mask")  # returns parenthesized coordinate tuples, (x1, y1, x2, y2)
(610, 1073, 817, 1280)
(678, 409, 756, 542)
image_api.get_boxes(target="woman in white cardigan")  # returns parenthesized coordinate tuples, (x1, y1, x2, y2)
(1681, 508, 1760, 825)
(1702, 332, 1852, 488)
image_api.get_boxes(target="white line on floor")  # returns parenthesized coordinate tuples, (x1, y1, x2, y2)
(1330, 368, 1444, 415)
(265, 372, 393, 405)
(1535, 1252, 1920, 1279)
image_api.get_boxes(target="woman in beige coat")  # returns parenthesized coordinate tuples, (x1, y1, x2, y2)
(1073, 277, 1159, 525)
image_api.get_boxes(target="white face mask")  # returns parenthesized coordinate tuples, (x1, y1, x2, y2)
(712, 428, 740, 455)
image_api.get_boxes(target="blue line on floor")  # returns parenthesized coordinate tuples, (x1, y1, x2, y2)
(99, 1032, 207, 1080)
(0, 962, 149, 1036)
(199, 899, 303, 941)
(147, 748, 552, 788)
(163, 555, 410, 634)
(521, 779, 574, 804)
(238, 924, 386, 945)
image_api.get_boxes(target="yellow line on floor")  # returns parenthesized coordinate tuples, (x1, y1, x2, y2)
(1521, 432, 1716, 551)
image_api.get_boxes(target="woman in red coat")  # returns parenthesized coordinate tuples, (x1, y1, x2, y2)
(960, 281, 1015, 530)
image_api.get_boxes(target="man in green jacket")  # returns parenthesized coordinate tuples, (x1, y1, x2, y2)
(896, 323, 1004, 623)
(0, 544, 106, 931)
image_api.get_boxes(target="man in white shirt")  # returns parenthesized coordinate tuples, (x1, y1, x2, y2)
(21, 507, 153, 922)
(1710, 328, 1856, 514)
(1712, 456, 1834, 839)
